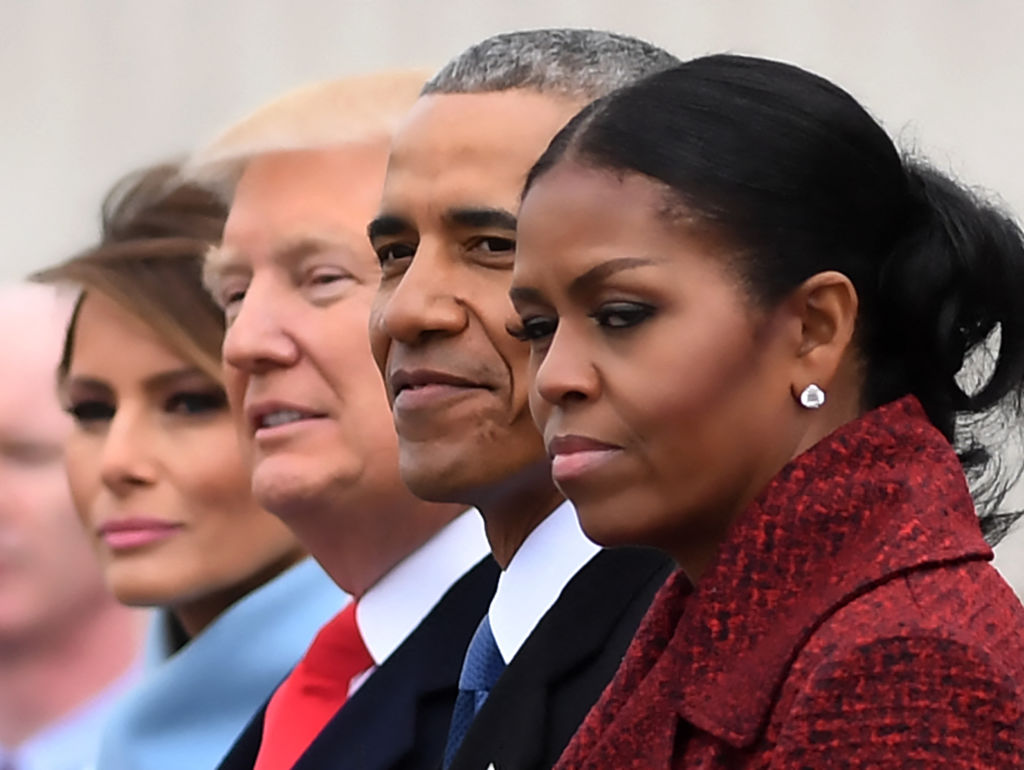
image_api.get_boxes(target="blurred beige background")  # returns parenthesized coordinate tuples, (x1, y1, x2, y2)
(1, 0, 1022, 578)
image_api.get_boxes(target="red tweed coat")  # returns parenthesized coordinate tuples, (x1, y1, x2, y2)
(555, 397, 1024, 769)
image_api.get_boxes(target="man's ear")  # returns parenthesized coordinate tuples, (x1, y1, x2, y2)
(783, 270, 858, 399)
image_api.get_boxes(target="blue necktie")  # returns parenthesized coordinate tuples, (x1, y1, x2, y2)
(443, 615, 507, 768)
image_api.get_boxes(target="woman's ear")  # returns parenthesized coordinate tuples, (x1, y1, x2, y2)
(784, 270, 858, 400)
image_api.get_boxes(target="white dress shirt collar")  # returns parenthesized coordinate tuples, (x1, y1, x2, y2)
(488, 500, 601, 664)
(356, 508, 490, 667)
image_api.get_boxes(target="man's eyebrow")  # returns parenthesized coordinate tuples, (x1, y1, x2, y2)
(367, 214, 413, 242)
(204, 233, 362, 292)
(568, 257, 657, 296)
(202, 244, 243, 293)
(444, 207, 517, 232)
(272, 233, 356, 264)
(204, 243, 237, 272)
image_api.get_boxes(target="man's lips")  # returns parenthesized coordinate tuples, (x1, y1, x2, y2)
(97, 518, 183, 550)
(388, 368, 487, 396)
(388, 368, 492, 411)
(547, 434, 622, 483)
(245, 400, 328, 432)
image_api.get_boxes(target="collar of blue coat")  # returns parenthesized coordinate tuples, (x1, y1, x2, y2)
(97, 557, 346, 770)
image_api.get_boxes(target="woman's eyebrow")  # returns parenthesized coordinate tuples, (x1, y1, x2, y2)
(141, 366, 210, 392)
(567, 257, 656, 297)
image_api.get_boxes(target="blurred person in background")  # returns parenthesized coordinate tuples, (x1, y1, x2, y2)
(368, 29, 677, 770)
(0, 282, 143, 770)
(35, 165, 344, 770)
(191, 71, 496, 770)
(509, 54, 1024, 768)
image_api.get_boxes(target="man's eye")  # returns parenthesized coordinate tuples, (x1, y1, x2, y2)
(306, 267, 355, 294)
(470, 237, 516, 255)
(592, 302, 655, 330)
(507, 316, 557, 342)
(3, 440, 62, 466)
(67, 401, 115, 423)
(310, 271, 345, 285)
(165, 390, 227, 416)
(376, 243, 416, 266)
(218, 282, 249, 314)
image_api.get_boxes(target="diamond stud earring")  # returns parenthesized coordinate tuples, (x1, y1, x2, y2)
(799, 383, 826, 409)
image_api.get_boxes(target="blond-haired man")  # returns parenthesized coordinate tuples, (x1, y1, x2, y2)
(191, 72, 497, 770)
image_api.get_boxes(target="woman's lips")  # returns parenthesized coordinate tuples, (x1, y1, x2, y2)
(97, 518, 182, 550)
(548, 435, 622, 483)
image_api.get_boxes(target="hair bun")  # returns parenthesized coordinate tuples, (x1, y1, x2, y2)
(877, 162, 1024, 416)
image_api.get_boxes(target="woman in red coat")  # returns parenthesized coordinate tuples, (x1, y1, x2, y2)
(510, 54, 1024, 768)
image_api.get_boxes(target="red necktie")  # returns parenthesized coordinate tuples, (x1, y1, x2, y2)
(254, 602, 373, 770)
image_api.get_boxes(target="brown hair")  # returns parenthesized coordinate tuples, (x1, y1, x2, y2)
(35, 163, 229, 382)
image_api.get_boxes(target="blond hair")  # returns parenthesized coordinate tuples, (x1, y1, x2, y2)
(185, 70, 428, 200)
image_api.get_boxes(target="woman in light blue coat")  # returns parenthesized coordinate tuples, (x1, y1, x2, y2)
(37, 164, 345, 770)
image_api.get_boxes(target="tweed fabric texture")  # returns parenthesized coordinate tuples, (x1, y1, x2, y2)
(555, 396, 1024, 769)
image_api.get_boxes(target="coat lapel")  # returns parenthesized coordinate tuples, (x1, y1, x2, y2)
(659, 397, 994, 749)
(454, 547, 673, 769)
(214, 703, 266, 770)
(297, 557, 499, 770)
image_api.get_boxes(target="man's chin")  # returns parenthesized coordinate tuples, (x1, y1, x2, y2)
(251, 453, 371, 522)
(252, 462, 329, 520)
(398, 453, 487, 506)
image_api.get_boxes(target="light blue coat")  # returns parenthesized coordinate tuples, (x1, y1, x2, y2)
(96, 558, 345, 770)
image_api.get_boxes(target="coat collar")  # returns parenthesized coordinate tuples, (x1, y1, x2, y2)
(659, 396, 993, 748)
(295, 556, 499, 770)
(460, 548, 671, 769)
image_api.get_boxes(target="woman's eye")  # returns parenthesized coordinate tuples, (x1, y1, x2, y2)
(592, 302, 655, 330)
(376, 242, 416, 267)
(67, 401, 115, 424)
(507, 316, 557, 342)
(165, 390, 227, 416)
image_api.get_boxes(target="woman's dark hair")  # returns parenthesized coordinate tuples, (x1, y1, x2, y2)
(34, 163, 229, 382)
(525, 54, 1024, 541)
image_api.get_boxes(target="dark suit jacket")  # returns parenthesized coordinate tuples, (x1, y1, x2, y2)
(217, 556, 499, 770)
(448, 546, 673, 770)
(557, 397, 1024, 769)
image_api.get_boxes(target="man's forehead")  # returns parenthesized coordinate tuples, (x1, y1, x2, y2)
(0, 336, 68, 432)
(381, 93, 584, 229)
(389, 90, 584, 167)
(0, 286, 70, 361)
(208, 227, 369, 275)
(214, 148, 385, 269)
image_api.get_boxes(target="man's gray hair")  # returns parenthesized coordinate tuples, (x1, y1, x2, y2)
(423, 28, 680, 102)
